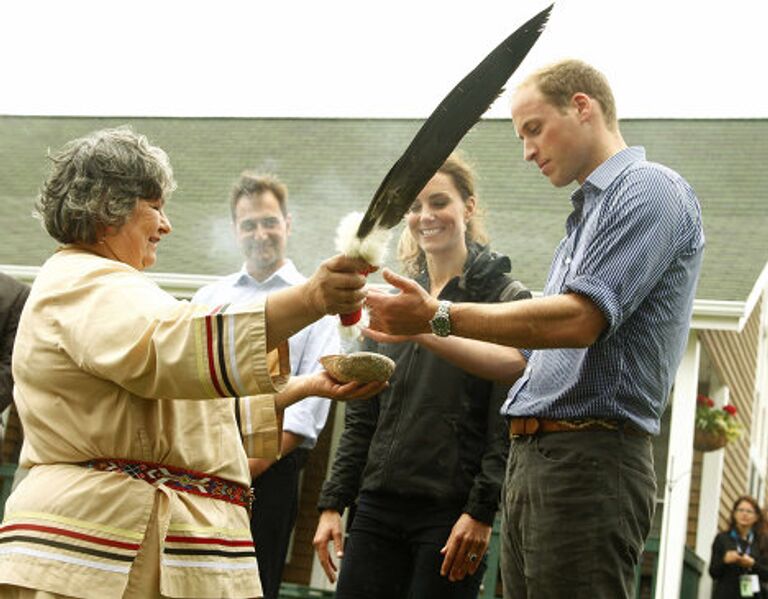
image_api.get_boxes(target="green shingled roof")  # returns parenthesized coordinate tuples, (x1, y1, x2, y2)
(1, 116, 765, 302)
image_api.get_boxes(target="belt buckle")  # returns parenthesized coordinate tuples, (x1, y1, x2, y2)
(509, 417, 541, 438)
(524, 417, 540, 434)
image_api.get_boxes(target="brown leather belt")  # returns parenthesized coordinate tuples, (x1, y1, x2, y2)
(508, 417, 647, 438)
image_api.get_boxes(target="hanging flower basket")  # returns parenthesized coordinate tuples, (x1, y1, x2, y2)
(693, 394, 741, 452)
(693, 428, 728, 452)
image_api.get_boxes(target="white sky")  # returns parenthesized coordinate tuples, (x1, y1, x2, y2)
(1, 0, 766, 119)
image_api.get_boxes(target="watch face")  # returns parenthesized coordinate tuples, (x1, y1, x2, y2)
(430, 301, 451, 337)
(430, 317, 450, 336)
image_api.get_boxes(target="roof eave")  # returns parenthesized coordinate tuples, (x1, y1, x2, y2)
(691, 263, 768, 332)
(690, 299, 747, 332)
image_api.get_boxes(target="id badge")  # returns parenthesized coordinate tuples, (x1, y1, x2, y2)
(739, 574, 759, 597)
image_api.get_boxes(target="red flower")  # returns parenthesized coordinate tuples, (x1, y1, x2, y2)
(696, 396, 742, 443)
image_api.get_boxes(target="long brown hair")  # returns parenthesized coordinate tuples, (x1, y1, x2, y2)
(397, 152, 488, 276)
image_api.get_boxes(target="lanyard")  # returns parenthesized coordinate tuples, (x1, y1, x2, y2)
(730, 529, 755, 557)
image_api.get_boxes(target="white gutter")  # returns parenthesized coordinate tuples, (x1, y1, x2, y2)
(0, 264, 219, 299)
(690, 299, 747, 331)
(691, 263, 768, 332)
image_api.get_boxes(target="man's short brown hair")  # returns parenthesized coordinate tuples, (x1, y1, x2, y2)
(229, 172, 288, 221)
(522, 59, 618, 129)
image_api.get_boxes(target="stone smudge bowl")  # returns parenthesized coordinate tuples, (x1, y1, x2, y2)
(319, 352, 395, 384)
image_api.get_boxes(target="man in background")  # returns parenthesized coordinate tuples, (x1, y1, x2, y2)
(194, 172, 339, 599)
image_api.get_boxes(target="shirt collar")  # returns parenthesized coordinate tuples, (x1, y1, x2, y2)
(585, 146, 645, 191)
(234, 259, 303, 288)
(569, 146, 646, 218)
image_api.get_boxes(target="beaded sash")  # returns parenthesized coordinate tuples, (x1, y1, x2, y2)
(83, 458, 253, 509)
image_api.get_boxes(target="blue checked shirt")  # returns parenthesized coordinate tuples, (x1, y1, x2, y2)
(501, 147, 704, 435)
(193, 260, 340, 447)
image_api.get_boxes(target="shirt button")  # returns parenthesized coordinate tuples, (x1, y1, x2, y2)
(564, 257, 572, 265)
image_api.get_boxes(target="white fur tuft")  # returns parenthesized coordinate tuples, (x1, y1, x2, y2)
(337, 308, 369, 345)
(334, 212, 390, 266)
(334, 212, 390, 335)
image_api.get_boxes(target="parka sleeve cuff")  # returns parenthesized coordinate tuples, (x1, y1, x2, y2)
(463, 500, 497, 526)
(316, 485, 348, 514)
(239, 394, 282, 459)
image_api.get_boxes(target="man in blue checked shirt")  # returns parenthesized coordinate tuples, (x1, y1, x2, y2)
(365, 59, 704, 598)
(194, 172, 340, 599)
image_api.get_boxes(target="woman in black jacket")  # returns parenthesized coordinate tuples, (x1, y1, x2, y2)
(313, 153, 530, 599)
(709, 495, 768, 599)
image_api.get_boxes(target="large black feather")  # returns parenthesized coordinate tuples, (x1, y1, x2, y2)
(356, 4, 553, 239)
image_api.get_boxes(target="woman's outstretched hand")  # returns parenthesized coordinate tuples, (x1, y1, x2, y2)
(273, 372, 385, 411)
(307, 370, 387, 401)
(361, 327, 422, 345)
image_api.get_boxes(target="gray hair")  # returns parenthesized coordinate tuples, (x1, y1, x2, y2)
(35, 126, 176, 244)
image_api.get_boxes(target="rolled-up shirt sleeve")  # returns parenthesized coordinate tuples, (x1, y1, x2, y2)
(565, 168, 701, 338)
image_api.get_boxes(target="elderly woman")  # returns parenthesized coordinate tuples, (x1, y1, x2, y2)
(0, 127, 382, 599)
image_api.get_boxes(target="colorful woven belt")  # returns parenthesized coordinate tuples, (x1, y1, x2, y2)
(83, 458, 253, 509)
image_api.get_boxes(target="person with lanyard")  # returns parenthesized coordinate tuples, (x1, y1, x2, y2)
(709, 495, 768, 599)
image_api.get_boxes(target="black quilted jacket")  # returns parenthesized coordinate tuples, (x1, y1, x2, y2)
(317, 244, 530, 524)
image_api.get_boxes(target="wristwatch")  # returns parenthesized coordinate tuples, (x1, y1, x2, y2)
(429, 300, 453, 337)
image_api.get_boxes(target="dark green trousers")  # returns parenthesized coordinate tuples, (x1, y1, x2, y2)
(500, 430, 656, 599)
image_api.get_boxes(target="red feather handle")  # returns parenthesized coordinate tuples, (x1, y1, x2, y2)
(340, 266, 376, 326)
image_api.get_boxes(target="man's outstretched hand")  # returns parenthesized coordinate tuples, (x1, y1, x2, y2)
(365, 268, 437, 336)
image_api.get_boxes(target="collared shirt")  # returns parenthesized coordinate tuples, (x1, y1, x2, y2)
(194, 260, 339, 448)
(502, 147, 705, 434)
